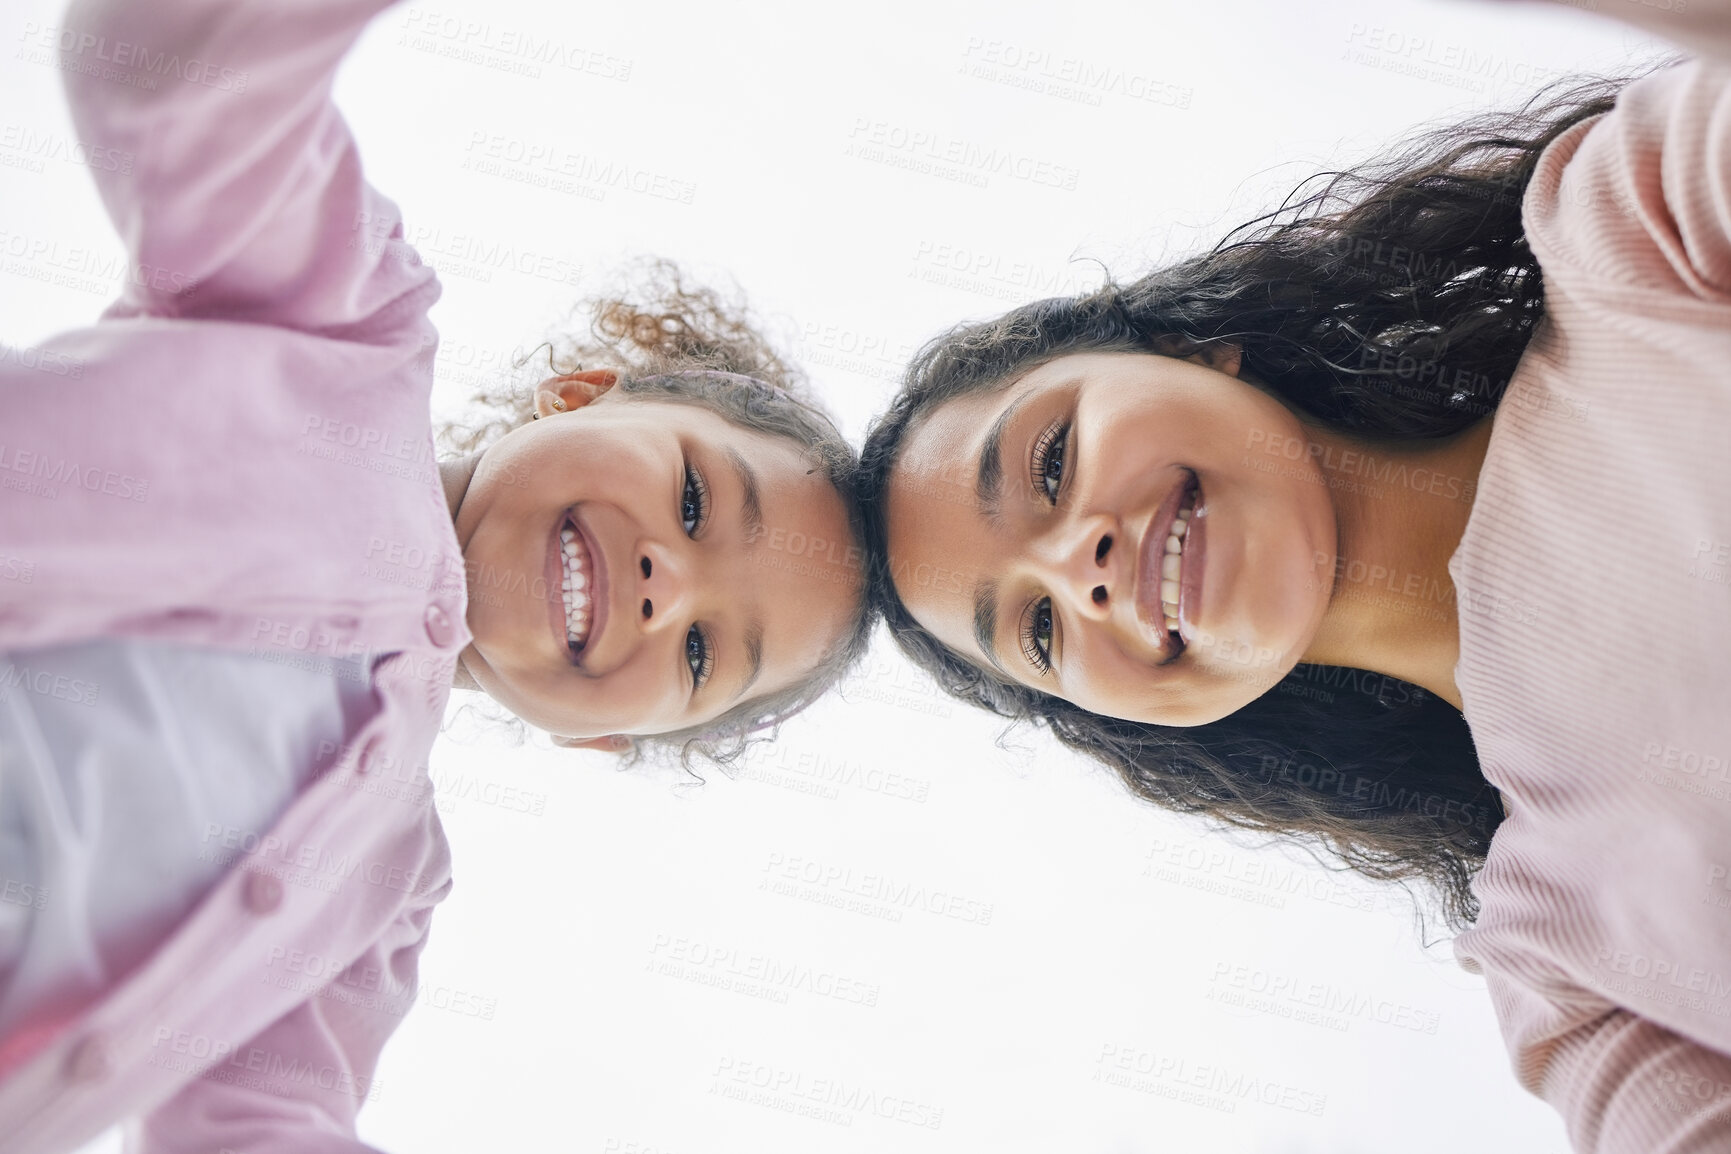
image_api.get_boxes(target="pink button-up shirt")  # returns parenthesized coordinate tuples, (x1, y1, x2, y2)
(0, 0, 470, 1149)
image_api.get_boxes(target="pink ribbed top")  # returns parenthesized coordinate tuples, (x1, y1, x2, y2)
(1447, 21, 1731, 1152)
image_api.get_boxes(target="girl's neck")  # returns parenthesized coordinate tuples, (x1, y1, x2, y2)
(1296, 417, 1496, 709)
(439, 453, 481, 522)
(439, 453, 484, 691)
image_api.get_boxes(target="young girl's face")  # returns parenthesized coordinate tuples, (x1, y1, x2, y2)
(884, 350, 1338, 727)
(452, 383, 862, 741)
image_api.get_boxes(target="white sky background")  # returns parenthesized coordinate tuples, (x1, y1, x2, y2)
(0, 0, 1671, 1150)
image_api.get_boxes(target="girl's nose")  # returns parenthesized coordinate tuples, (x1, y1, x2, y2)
(634, 545, 692, 632)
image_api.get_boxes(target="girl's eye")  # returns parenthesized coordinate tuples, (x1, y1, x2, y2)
(685, 625, 715, 689)
(1031, 421, 1071, 503)
(680, 465, 710, 536)
(1019, 598, 1054, 674)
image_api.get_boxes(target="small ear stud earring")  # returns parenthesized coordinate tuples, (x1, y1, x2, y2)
(550, 398, 566, 411)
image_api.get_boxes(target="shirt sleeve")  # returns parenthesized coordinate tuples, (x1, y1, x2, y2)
(126, 884, 450, 1154)
(1518, 55, 1731, 306)
(1473, 0, 1731, 63)
(1471, 966, 1731, 1153)
(55, 0, 433, 334)
(1457, 803, 1731, 1153)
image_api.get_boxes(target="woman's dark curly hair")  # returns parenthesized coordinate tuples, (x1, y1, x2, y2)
(440, 259, 870, 766)
(857, 73, 1648, 933)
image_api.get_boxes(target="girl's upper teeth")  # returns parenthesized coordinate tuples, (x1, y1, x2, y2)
(560, 525, 593, 648)
(1160, 490, 1196, 635)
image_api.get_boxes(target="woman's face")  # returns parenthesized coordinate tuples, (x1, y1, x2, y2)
(453, 387, 862, 740)
(884, 350, 1338, 726)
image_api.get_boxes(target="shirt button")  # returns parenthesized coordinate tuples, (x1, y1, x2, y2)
(354, 735, 384, 776)
(66, 1035, 116, 1081)
(243, 872, 284, 914)
(423, 604, 455, 648)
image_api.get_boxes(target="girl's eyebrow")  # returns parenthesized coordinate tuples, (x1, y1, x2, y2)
(707, 616, 764, 707)
(720, 447, 765, 703)
(733, 624, 764, 701)
(727, 449, 765, 542)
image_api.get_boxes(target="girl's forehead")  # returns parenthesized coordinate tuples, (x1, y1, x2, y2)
(611, 395, 812, 458)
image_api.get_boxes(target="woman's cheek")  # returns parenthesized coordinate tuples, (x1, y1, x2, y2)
(1069, 642, 1138, 719)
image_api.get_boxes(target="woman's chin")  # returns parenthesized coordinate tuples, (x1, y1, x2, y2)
(1145, 650, 1296, 728)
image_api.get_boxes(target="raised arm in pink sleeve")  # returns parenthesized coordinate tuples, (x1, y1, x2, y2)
(57, 0, 427, 332)
(0, 2, 459, 1151)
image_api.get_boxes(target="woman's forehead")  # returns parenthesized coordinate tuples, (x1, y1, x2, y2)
(899, 349, 1141, 456)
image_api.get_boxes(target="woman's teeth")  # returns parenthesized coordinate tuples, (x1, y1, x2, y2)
(1160, 488, 1198, 635)
(559, 524, 593, 650)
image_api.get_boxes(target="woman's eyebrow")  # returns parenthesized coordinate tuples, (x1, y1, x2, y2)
(727, 448, 765, 542)
(972, 579, 1007, 674)
(975, 394, 1032, 518)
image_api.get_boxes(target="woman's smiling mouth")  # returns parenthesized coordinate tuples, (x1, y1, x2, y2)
(1158, 483, 1199, 635)
(1135, 470, 1202, 660)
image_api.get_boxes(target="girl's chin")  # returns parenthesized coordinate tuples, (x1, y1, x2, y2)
(452, 653, 484, 691)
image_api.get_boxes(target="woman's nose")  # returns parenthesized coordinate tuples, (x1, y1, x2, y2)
(1035, 514, 1120, 620)
(634, 544, 692, 632)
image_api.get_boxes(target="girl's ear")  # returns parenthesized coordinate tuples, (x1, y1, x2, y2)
(1152, 338, 1243, 379)
(552, 733, 635, 753)
(534, 368, 621, 419)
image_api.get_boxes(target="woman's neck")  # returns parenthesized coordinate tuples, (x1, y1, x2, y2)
(1296, 417, 1495, 709)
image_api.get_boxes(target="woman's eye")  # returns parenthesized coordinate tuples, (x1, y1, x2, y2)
(685, 625, 714, 688)
(680, 466, 709, 536)
(1020, 598, 1054, 673)
(1031, 422, 1070, 503)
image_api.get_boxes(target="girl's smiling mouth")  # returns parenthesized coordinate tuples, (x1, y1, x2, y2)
(546, 509, 610, 666)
